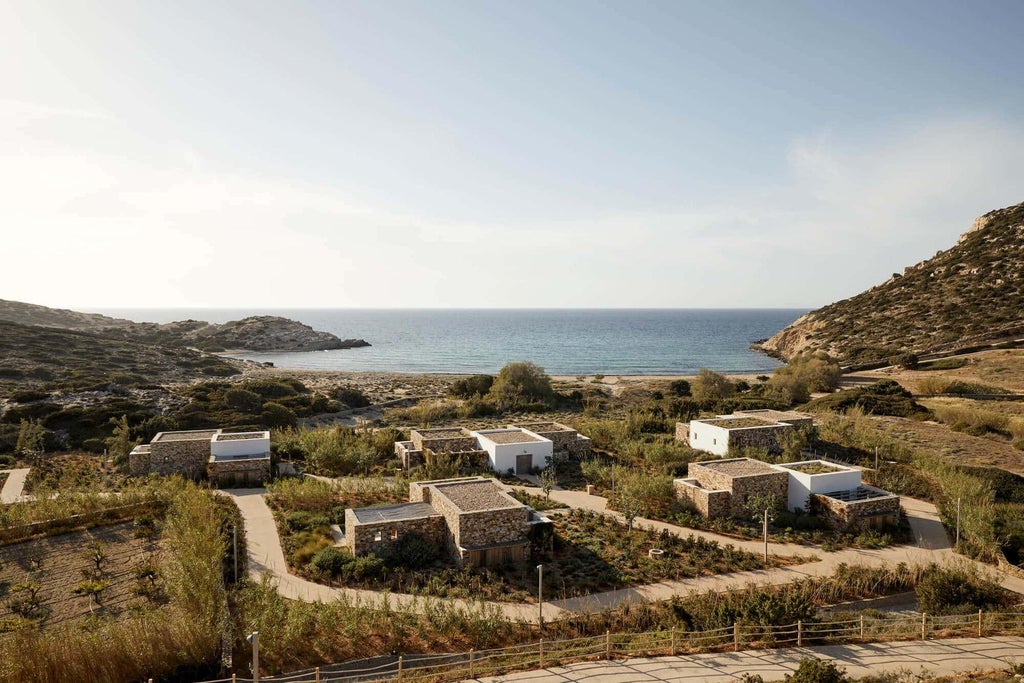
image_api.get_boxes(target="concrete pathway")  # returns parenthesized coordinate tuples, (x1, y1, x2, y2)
(0, 468, 30, 503)
(469, 636, 1024, 683)
(225, 483, 1024, 624)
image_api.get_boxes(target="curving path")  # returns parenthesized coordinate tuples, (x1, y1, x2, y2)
(224, 484, 1024, 624)
(470, 636, 1024, 683)
(0, 468, 30, 503)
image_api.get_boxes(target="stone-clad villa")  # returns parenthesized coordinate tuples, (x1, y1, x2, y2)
(129, 429, 271, 485)
(677, 409, 814, 457)
(345, 477, 551, 567)
(674, 456, 900, 531)
(395, 422, 592, 474)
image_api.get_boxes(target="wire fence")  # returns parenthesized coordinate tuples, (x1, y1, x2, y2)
(196, 609, 1024, 683)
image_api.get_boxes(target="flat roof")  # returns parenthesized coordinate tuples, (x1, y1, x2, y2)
(733, 409, 813, 422)
(412, 428, 469, 440)
(695, 458, 780, 477)
(512, 422, 573, 433)
(351, 502, 440, 524)
(433, 480, 520, 512)
(776, 460, 853, 474)
(478, 429, 543, 444)
(153, 429, 220, 442)
(214, 431, 269, 441)
(699, 417, 779, 429)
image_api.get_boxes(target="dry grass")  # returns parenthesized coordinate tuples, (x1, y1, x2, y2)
(870, 415, 1024, 475)
(861, 350, 1024, 394)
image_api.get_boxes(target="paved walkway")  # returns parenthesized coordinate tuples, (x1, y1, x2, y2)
(225, 484, 1024, 624)
(470, 636, 1024, 683)
(0, 468, 30, 503)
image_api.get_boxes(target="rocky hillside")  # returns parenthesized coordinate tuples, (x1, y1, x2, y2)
(0, 300, 369, 352)
(759, 201, 1024, 363)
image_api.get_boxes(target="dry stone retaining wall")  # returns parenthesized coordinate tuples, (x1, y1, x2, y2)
(810, 493, 900, 531)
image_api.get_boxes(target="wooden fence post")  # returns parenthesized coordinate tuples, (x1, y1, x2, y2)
(797, 621, 802, 647)
(397, 655, 404, 681)
(978, 609, 983, 637)
(315, 666, 320, 683)
(469, 648, 475, 679)
(921, 613, 927, 640)
(606, 630, 611, 660)
(539, 638, 544, 669)
(231, 676, 236, 683)
(670, 627, 676, 656)
(860, 616, 865, 638)
(733, 622, 739, 652)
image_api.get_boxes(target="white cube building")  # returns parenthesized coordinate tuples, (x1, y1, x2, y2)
(471, 428, 552, 475)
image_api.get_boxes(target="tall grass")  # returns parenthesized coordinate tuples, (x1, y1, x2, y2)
(0, 482, 226, 683)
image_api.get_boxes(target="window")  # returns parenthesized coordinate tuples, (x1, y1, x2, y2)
(390, 529, 399, 540)
(713, 438, 717, 445)
(373, 531, 382, 542)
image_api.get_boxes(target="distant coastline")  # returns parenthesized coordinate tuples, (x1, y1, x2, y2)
(97, 308, 806, 376)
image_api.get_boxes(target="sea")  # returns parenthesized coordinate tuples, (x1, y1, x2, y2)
(93, 308, 806, 376)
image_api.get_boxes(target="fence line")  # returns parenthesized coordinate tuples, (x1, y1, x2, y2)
(200, 610, 1024, 683)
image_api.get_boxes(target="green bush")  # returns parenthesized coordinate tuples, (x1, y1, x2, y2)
(261, 402, 298, 429)
(310, 546, 352, 577)
(914, 565, 1010, 614)
(668, 380, 691, 397)
(449, 375, 495, 398)
(335, 387, 370, 408)
(487, 361, 554, 409)
(784, 658, 848, 683)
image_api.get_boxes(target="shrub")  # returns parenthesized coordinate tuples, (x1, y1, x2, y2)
(335, 387, 370, 409)
(383, 532, 440, 569)
(691, 369, 735, 403)
(668, 380, 691, 397)
(310, 546, 352, 578)
(784, 658, 848, 683)
(261, 402, 298, 429)
(449, 375, 495, 398)
(891, 352, 919, 369)
(488, 361, 554, 408)
(914, 564, 1010, 614)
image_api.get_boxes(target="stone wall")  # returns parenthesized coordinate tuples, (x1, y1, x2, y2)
(675, 422, 689, 442)
(674, 479, 731, 518)
(686, 463, 788, 517)
(148, 439, 211, 479)
(456, 507, 528, 549)
(208, 457, 271, 486)
(395, 441, 424, 469)
(128, 448, 151, 476)
(728, 472, 789, 516)
(727, 425, 795, 454)
(344, 510, 446, 557)
(412, 434, 479, 453)
(809, 492, 900, 531)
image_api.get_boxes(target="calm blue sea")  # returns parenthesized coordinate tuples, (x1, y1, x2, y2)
(93, 309, 805, 375)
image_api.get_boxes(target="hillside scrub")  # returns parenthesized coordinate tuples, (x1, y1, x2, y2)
(765, 352, 842, 405)
(761, 201, 1024, 362)
(805, 380, 929, 418)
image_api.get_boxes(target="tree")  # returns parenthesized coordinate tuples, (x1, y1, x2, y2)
(691, 369, 736, 403)
(15, 419, 46, 464)
(106, 415, 140, 470)
(619, 492, 644, 533)
(73, 579, 109, 609)
(488, 361, 555, 408)
(540, 466, 558, 501)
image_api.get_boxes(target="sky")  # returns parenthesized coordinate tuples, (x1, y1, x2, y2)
(2, 0, 1023, 310)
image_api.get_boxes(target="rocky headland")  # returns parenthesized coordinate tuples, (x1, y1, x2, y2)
(757, 201, 1024, 363)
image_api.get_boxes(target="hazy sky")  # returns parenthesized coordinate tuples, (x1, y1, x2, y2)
(3, 1, 1023, 309)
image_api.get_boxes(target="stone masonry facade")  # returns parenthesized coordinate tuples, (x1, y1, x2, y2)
(132, 432, 216, 478)
(350, 477, 541, 567)
(809, 490, 901, 531)
(674, 479, 731, 518)
(207, 457, 272, 486)
(684, 460, 789, 517)
(344, 508, 446, 558)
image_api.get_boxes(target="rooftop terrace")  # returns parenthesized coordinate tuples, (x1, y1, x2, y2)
(153, 429, 219, 442)
(413, 428, 469, 440)
(213, 431, 268, 442)
(434, 481, 519, 511)
(700, 417, 777, 429)
(476, 429, 543, 444)
(696, 458, 779, 477)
